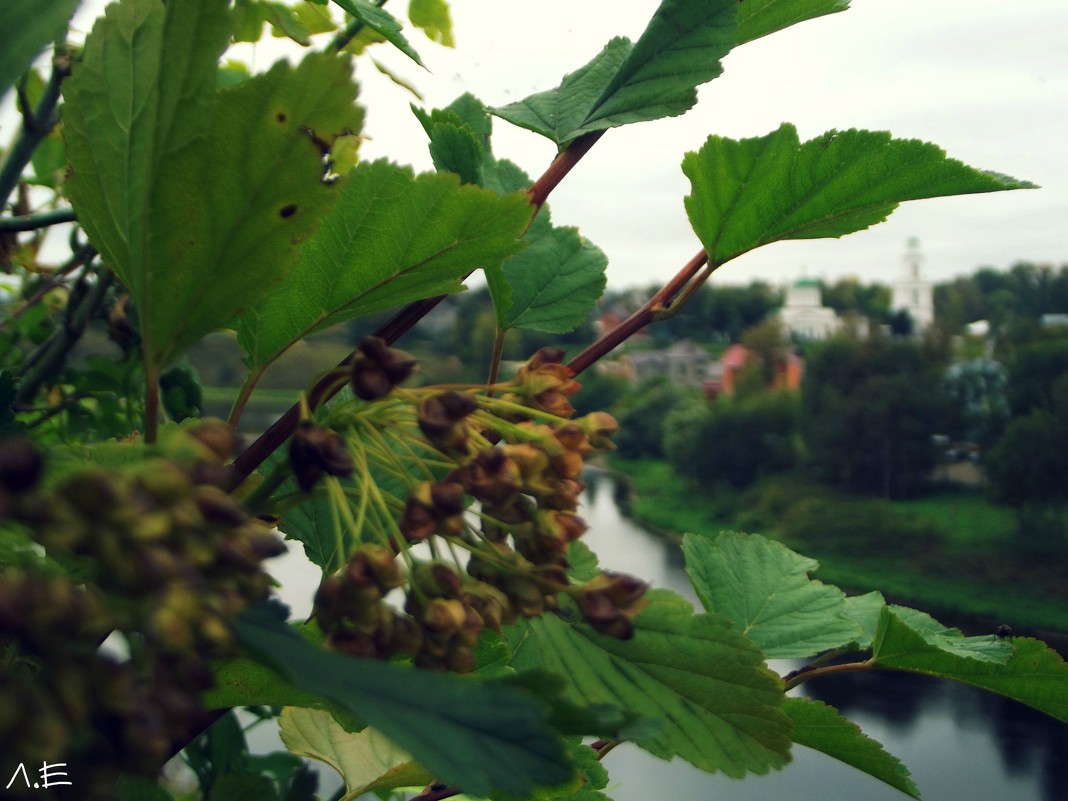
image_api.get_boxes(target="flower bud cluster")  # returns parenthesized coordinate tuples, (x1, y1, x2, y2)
(313, 349, 646, 672)
(0, 424, 285, 788)
(314, 549, 513, 673)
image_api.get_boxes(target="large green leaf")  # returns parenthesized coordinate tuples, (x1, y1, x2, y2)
(870, 607, 1068, 722)
(492, 0, 737, 147)
(509, 589, 792, 777)
(501, 225, 607, 334)
(736, 0, 851, 45)
(237, 160, 532, 376)
(279, 709, 433, 800)
(63, 0, 363, 373)
(682, 124, 1036, 267)
(0, 0, 79, 100)
(683, 532, 861, 659)
(232, 604, 574, 797)
(783, 697, 919, 799)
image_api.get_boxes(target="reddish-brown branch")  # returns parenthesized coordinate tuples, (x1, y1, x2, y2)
(567, 248, 709, 376)
(528, 130, 605, 211)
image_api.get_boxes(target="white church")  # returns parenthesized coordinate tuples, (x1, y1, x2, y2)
(890, 237, 935, 331)
(779, 239, 935, 339)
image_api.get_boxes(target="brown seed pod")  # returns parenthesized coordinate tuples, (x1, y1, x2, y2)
(289, 422, 354, 492)
(350, 336, 417, 400)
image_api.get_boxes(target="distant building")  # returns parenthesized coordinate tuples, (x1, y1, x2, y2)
(626, 339, 712, 387)
(891, 238, 934, 331)
(779, 279, 840, 340)
(709, 343, 803, 397)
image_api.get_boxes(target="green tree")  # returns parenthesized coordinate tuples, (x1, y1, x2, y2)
(986, 409, 1068, 507)
(614, 377, 694, 458)
(1005, 336, 1068, 416)
(803, 335, 952, 498)
(665, 390, 800, 488)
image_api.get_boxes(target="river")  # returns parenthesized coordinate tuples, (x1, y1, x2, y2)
(264, 468, 1067, 801)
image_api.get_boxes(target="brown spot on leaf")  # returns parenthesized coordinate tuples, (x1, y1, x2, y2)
(279, 204, 298, 219)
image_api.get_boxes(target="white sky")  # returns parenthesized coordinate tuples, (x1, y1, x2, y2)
(27, 0, 1068, 290)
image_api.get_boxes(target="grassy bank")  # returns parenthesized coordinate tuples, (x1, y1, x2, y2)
(611, 456, 1068, 635)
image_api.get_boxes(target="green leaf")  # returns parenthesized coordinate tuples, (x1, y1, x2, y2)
(0, 0, 78, 101)
(279, 709, 434, 800)
(683, 532, 861, 659)
(204, 657, 357, 720)
(277, 480, 353, 576)
(683, 124, 1036, 267)
(237, 160, 533, 377)
(63, 0, 364, 373)
(232, 604, 574, 797)
(501, 226, 607, 333)
(492, 0, 737, 147)
(736, 0, 851, 45)
(409, 0, 454, 47)
(783, 697, 919, 799)
(331, 0, 425, 67)
(841, 591, 885, 651)
(881, 605, 1014, 665)
(411, 94, 606, 335)
(509, 589, 791, 777)
(870, 607, 1068, 722)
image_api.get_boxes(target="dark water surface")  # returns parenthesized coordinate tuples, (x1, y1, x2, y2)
(579, 469, 1067, 801)
(264, 469, 1067, 801)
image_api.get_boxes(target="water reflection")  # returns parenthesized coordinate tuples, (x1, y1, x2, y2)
(583, 467, 1065, 801)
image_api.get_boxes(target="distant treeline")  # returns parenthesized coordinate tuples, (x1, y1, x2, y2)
(398, 261, 1068, 374)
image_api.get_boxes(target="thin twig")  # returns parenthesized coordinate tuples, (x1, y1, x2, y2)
(14, 264, 112, 406)
(5, 244, 95, 324)
(782, 659, 872, 692)
(567, 248, 711, 376)
(0, 49, 71, 212)
(327, 0, 388, 54)
(0, 207, 77, 233)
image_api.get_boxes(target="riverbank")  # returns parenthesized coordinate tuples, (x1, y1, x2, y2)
(609, 456, 1068, 638)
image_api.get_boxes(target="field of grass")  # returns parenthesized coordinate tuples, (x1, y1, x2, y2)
(893, 492, 1017, 547)
(611, 456, 1068, 634)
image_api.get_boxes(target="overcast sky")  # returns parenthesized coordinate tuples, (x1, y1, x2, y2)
(45, 0, 1068, 289)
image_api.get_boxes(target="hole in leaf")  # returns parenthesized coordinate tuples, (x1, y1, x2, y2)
(279, 204, 298, 219)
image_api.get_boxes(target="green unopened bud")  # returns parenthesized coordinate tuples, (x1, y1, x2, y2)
(135, 459, 193, 507)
